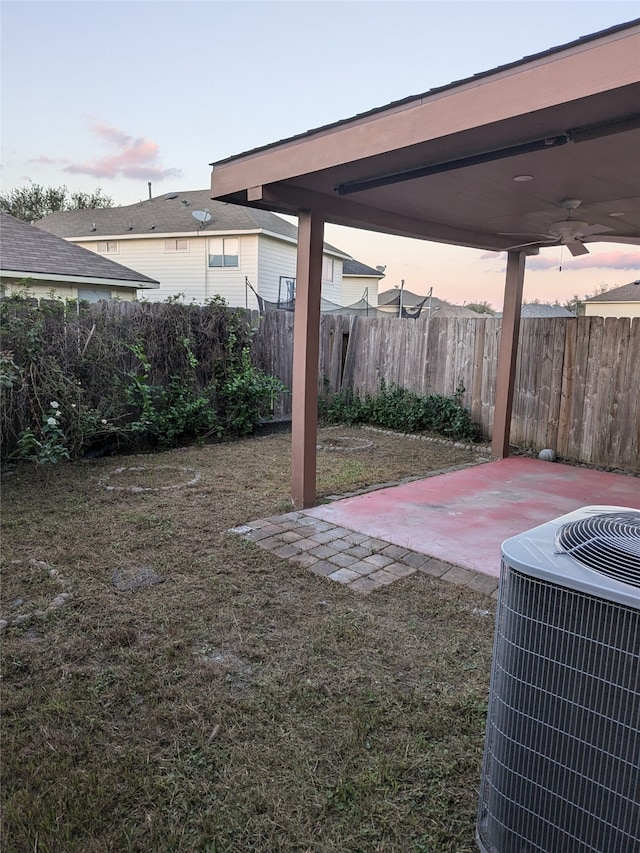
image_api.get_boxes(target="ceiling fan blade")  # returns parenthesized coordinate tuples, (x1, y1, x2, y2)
(582, 235, 640, 245)
(566, 240, 590, 257)
(504, 239, 553, 251)
(580, 223, 614, 237)
(500, 231, 555, 239)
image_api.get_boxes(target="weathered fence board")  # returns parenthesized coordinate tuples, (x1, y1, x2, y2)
(252, 311, 638, 471)
(19, 300, 632, 469)
(251, 309, 293, 417)
(625, 319, 640, 468)
(603, 317, 631, 468)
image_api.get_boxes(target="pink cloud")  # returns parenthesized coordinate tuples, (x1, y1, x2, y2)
(48, 122, 182, 181)
(90, 123, 133, 148)
(481, 248, 639, 273)
(526, 250, 640, 272)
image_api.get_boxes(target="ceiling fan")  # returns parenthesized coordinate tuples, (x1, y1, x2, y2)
(502, 199, 614, 256)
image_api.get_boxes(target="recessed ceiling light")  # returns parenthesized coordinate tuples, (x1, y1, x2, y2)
(608, 212, 626, 218)
(513, 175, 533, 182)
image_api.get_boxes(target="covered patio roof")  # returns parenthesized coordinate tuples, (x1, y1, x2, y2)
(211, 19, 640, 508)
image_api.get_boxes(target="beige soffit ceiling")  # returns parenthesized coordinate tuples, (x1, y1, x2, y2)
(210, 20, 640, 257)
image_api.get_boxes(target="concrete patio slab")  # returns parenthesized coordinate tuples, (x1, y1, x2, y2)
(304, 457, 640, 578)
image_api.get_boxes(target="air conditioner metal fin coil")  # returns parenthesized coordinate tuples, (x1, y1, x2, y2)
(555, 511, 640, 587)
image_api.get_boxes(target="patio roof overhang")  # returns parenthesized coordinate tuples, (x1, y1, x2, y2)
(210, 19, 640, 508)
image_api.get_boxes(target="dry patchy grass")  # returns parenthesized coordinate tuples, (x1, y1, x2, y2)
(1, 427, 495, 852)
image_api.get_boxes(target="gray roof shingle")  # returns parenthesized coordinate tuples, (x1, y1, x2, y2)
(585, 281, 640, 302)
(36, 190, 298, 240)
(518, 303, 575, 318)
(1, 213, 158, 286)
(36, 189, 348, 257)
(377, 287, 478, 317)
(343, 259, 385, 277)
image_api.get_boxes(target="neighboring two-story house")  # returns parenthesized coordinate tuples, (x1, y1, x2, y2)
(36, 189, 380, 310)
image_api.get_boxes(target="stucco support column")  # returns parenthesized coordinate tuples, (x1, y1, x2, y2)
(492, 250, 525, 458)
(291, 209, 325, 509)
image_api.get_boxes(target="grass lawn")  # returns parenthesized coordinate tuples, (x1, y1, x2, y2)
(1, 427, 496, 852)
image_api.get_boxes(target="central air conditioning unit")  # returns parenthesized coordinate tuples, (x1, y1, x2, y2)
(477, 506, 640, 853)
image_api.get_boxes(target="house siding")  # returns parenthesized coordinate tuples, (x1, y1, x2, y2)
(0, 277, 137, 301)
(69, 234, 356, 309)
(206, 234, 259, 307)
(74, 234, 262, 305)
(584, 301, 640, 318)
(73, 234, 273, 307)
(257, 236, 297, 306)
(342, 276, 380, 306)
(322, 257, 343, 305)
(74, 236, 205, 303)
(256, 242, 347, 307)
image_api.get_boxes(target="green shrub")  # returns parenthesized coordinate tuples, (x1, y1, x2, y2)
(319, 380, 481, 442)
(218, 347, 287, 436)
(16, 400, 70, 465)
(0, 295, 286, 463)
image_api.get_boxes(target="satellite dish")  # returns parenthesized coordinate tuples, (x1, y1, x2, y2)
(192, 209, 212, 224)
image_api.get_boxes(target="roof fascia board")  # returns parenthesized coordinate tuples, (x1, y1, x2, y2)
(344, 273, 385, 279)
(0, 270, 159, 288)
(587, 297, 639, 303)
(257, 229, 297, 246)
(69, 228, 291, 241)
(71, 227, 349, 256)
(210, 31, 640, 198)
(70, 230, 251, 241)
(256, 225, 349, 257)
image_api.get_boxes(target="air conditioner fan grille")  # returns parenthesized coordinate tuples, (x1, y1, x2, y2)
(555, 511, 640, 587)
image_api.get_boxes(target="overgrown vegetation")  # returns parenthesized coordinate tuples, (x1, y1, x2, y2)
(319, 380, 482, 442)
(0, 294, 285, 462)
(1, 429, 491, 852)
(0, 183, 113, 223)
(465, 301, 496, 316)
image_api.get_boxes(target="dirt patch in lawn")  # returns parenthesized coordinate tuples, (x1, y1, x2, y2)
(1, 427, 494, 852)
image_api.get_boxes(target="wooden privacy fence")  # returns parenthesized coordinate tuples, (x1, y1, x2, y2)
(252, 312, 640, 473)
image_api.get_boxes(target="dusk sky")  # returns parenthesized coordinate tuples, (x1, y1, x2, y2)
(2, 1, 638, 308)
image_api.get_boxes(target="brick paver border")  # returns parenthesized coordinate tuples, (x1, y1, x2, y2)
(229, 510, 499, 598)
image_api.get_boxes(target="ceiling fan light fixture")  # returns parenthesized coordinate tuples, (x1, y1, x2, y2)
(560, 198, 583, 211)
(548, 219, 589, 237)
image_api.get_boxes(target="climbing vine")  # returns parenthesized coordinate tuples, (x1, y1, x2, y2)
(0, 293, 285, 462)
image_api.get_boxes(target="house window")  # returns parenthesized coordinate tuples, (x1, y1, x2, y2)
(322, 256, 334, 282)
(165, 238, 189, 252)
(278, 276, 295, 306)
(77, 286, 112, 303)
(97, 241, 118, 254)
(208, 237, 239, 268)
